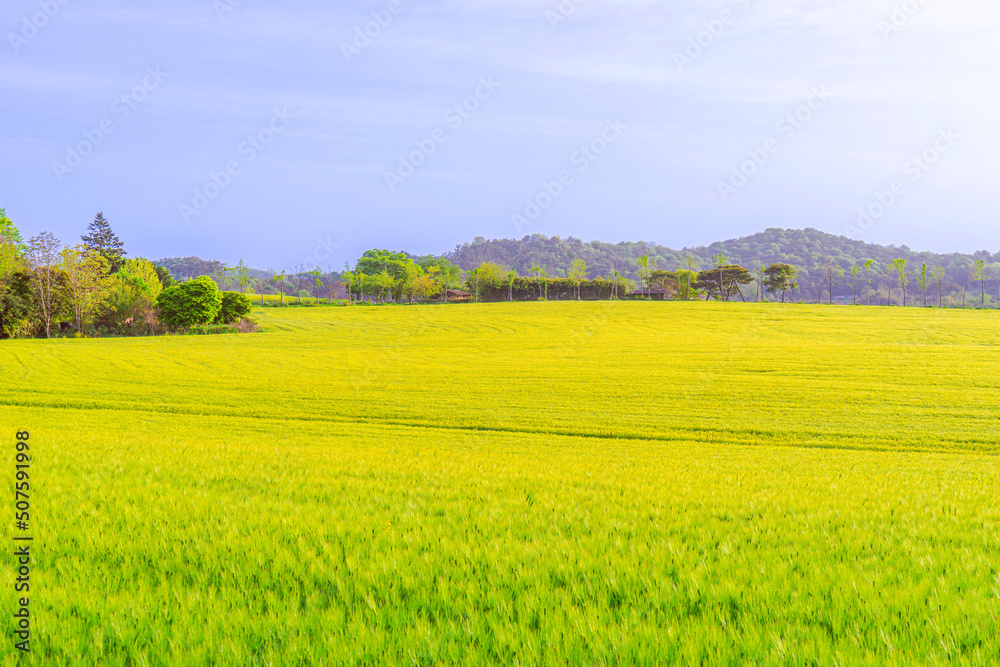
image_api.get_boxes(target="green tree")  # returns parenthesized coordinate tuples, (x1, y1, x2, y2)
(530, 263, 548, 300)
(356, 249, 415, 302)
(26, 232, 63, 338)
(306, 269, 323, 304)
(649, 270, 679, 299)
(763, 263, 796, 303)
(696, 265, 753, 302)
(61, 246, 109, 332)
(755, 263, 766, 302)
(0, 208, 25, 249)
(973, 260, 987, 308)
(916, 263, 930, 307)
(696, 261, 749, 302)
(81, 212, 126, 272)
(712, 254, 729, 300)
(863, 260, 875, 306)
(0, 213, 25, 329)
(884, 263, 898, 306)
(467, 267, 480, 303)
(635, 255, 649, 297)
(822, 260, 843, 305)
(215, 292, 252, 324)
(153, 265, 175, 289)
(268, 268, 287, 306)
(156, 276, 223, 328)
(475, 262, 505, 301)
(849, 266, 861, 305)
(342, 263, 356, 304)
(682, 256, 699, 301)
(568, 259, 587, 300)
(892, 259, 909, 307)
(235, 260, 252, 294)
(506, 269, 517, 302)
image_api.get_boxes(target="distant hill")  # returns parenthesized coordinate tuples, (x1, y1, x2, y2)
(155, 257, 225, 281)
(159, 229, 1000, 304)
(444, 229, 1000, 302)
(156, 257, 278, 283)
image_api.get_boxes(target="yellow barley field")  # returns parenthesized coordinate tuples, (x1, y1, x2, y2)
(2, 302, 999, 664)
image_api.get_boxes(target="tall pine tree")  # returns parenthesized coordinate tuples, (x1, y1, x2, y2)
(81, 212, 126, 272)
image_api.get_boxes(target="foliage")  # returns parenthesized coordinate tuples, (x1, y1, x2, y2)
(120, 258, 164, 299)
(694, 265, 753, 301)
(763, 263, 796, 303)
(156, 276, 223, 328)
(648, 269, 680, 299)
(156, 257, 224, 282)
(0, 207, 25, 249)
(153, 264, 176, 289)
(0, 217, 26, 334)
(354, 249, 416, 302)
(0, 270, 35, 338)
(61, 246, 109, 332)
(215, 291, 252, 324)
(443, 229, 1000, 303)
(26, 231, 65, 338)
(81, 212, 127, 272)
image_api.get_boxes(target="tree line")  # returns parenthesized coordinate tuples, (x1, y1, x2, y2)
(341, 247, 996, 309)
(0, 212, 254, 339)
(444, 230, 1000, 307)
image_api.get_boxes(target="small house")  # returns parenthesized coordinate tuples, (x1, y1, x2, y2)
(446, 289, 472, 303)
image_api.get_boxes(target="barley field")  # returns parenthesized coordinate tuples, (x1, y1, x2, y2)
(2, 302, 999, 665)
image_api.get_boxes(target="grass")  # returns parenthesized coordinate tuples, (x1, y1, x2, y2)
(2, 302, 999, 664)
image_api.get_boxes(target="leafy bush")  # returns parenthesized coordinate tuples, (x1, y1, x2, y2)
(215, 291, 252, 324)
(93, 271, 158, 335)
(156, 276, 222, 329)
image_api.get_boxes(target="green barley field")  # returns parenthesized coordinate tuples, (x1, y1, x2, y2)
(2, 302, 999, 665)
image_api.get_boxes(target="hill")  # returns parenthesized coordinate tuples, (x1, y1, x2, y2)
(160, 229, 1000, 304)
(444, 229, 1000, 303)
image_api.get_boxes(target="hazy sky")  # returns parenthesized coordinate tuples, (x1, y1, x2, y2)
(3, 0, 999, 269)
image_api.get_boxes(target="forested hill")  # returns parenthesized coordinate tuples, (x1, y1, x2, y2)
(155, 257, 224, 281)
(444, 229, 1000, 300)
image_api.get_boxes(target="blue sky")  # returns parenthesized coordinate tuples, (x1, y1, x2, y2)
(3, 0, 999, 269)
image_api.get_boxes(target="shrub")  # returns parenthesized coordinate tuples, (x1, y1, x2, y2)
(234, 318, 260, 333)
(93, 271, 158, 335)
(157, 276, 222, 329)
(215, 291, 252, 324)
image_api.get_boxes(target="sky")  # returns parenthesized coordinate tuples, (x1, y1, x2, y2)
(2, 0, 999, 270)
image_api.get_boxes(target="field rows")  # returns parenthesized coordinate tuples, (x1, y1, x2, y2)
(2, 302, 999, 664)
